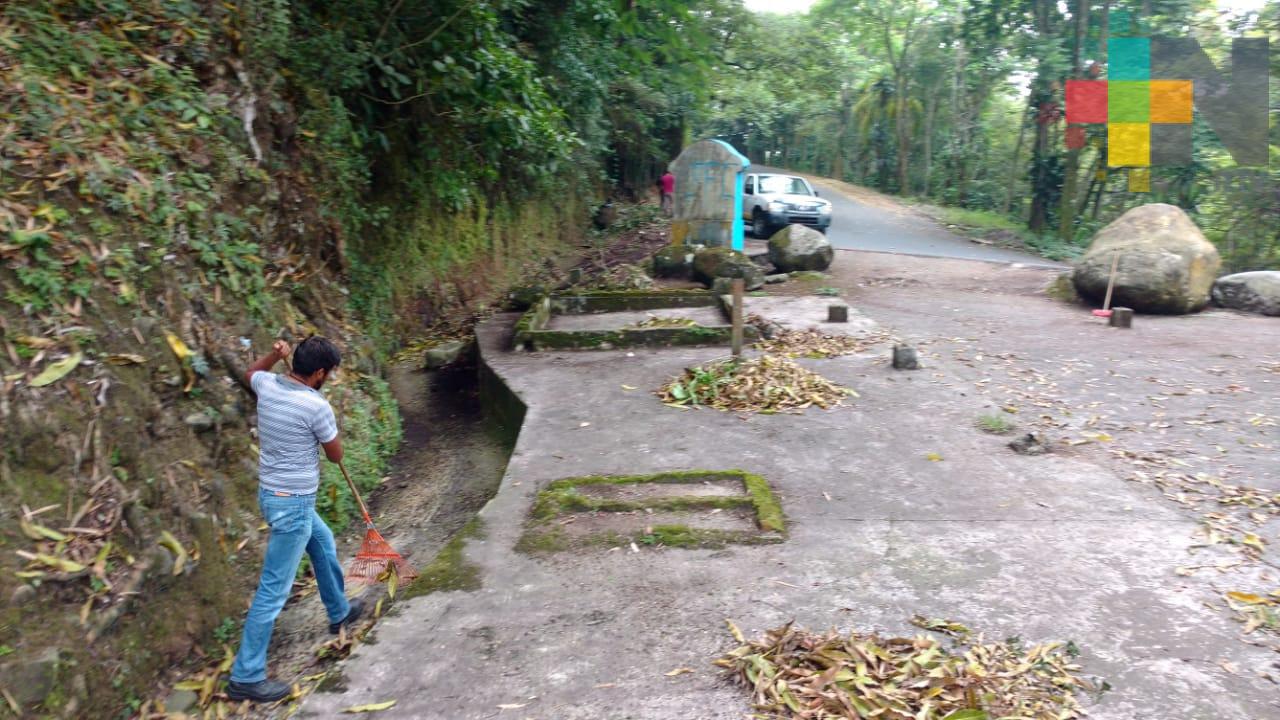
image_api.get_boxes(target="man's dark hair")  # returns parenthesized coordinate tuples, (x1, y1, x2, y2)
(293, 336, 341, 376)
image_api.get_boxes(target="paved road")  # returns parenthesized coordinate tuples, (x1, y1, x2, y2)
(749, 165, 1063, 267)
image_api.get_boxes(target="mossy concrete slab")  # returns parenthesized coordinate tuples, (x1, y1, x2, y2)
(546, 306, 725, 332)
(514, 291, 757, 351)
(519, 470, 785, 552)
(305, 305, 1277, 720)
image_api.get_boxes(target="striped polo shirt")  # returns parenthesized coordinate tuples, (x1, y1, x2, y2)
(251, 372, 338, 495)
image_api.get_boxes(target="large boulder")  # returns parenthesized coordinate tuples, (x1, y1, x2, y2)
(692, 247, 764, 290)
(768, 225, 833, 272)
(1212, 271, 1280, 316)
(1072, 203, 1220, 314)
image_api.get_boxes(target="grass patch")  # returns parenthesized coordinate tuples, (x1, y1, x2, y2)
(930, 205, 1024, 233)
(977, 413, 1016, 435)
(920, 204, 1088, 262)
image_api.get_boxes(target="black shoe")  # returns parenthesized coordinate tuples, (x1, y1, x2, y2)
(226, 678, 291, 703)
(329, 597, 366, 635)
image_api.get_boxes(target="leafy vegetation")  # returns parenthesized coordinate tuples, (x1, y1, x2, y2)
(317, 374, 402, 527)
(1, 1, 270, 315)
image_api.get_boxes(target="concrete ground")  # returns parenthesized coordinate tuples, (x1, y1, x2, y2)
(301, 250, 1280, 719)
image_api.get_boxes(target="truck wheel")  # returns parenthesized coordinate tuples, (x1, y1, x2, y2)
(752, 210, 770, 238)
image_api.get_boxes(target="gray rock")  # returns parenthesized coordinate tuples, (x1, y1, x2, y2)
(828, 304, 849, 323)
(9, 583, 36, 607)
(425, 340, 468, 370)
(750, 316, 785, 339)
(768, 225, 834, 272)
(3, 647, 60, 707)
(764, 273, 789, 284)
(218, 402, 243, 424)
(1009, 432, 1053, 455)
(652, 244, 699, 280)
(1072, 203, 1220, 314)
(183, 410, 218, 433)
(1211, 271, 1280, 316)
(165, 688, 200, 714)
(692, 247, 765, 290)
(892, 344, 919, 370)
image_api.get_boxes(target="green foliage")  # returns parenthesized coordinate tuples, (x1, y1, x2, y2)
(316, 374, 403, 527)
(1, 1, 272, 315)
(211, 617, 238, 645)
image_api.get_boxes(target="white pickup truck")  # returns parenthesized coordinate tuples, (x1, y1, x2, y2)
(742, 173, 832, 237)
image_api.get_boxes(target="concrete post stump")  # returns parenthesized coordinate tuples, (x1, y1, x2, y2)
(1109, 307, 1134, 328)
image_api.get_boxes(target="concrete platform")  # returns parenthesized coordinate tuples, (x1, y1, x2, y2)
(301, 312, 1278, 720)
(740, 294, 878, 335)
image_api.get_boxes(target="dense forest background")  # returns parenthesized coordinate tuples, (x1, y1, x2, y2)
(705, 0, 1280, 269)
(0, 0, 1276, 715)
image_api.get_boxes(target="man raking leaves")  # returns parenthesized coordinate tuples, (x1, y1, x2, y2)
(227, 337, 365, 703)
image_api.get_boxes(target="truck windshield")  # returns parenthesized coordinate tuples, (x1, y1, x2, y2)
(757, 175, 811, 195)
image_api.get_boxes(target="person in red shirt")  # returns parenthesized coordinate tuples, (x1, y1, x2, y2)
(659, 171, 675, 216)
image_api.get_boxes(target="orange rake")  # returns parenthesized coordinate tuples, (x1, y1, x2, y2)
(337, 461, 418, 585)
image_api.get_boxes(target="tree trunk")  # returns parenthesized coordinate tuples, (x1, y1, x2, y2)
(1056, 0, 1090, 240)
(1001, 110, 1028, 215)
(922, 93, 936, 198)
(1027, 0, 1060, 233)
(894, 72, 910, 193)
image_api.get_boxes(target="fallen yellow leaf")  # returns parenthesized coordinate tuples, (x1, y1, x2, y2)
(29, 352, 82, 387)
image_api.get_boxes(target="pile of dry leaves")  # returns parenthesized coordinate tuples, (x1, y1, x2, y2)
(657, 355, 856, 413)
(631, 315, 699, 329)
(755, 328, 889, 359)
(715, 620, 1095, 720)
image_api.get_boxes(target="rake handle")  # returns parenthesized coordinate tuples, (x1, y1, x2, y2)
(337, 461, 374, 526)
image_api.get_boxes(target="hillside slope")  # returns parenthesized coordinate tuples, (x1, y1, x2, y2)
(0, 1, 590, 714)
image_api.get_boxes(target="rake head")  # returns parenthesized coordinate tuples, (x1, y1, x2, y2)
(345, 526, 418, 586)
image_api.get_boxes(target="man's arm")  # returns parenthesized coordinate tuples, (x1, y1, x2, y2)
(244, 339, 291, 387)
(320, 437, 343, 463)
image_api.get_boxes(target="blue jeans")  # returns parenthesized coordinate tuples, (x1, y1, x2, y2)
(230, 489, 350, 683)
